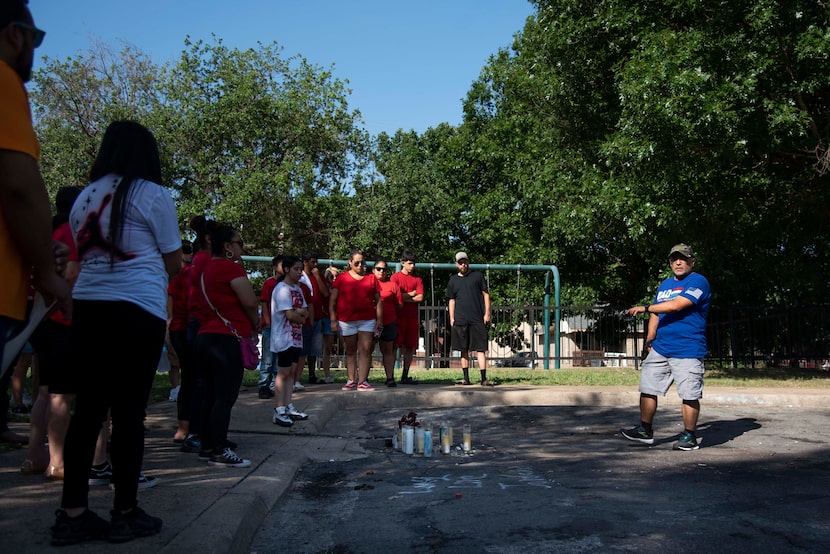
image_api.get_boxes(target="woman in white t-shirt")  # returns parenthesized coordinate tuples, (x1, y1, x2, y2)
(53, 121, 182, 545)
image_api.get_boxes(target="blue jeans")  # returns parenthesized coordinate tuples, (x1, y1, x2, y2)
(258, 326, 276, 388)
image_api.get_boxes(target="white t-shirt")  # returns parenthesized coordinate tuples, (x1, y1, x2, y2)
(70, 173, 181, 320)
(270, 281, 306, 354)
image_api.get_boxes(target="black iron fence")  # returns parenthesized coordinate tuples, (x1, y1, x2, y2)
(413, 304, 830, 370)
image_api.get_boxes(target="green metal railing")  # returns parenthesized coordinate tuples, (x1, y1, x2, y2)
(243, 256, 562, 369)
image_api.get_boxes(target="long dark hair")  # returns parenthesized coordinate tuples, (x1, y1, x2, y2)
(89, 121, 162, 260)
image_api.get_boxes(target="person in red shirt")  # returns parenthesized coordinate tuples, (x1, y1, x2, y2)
(329, 249, 382, 391)
(167, 240, 193, 443)
(23, 186, 81, 478)
(176, 216, 216, 453)
(373, 259, 402, 387)
(193, 224, 258, 468)
(390, 249, 425, 384)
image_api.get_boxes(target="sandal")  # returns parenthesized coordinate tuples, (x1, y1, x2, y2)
(20, 459, 48, 475)
(45, 466, 65, 480)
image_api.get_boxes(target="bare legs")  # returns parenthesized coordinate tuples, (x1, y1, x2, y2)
(343, 332, 374, 383)
(638, 393, 700, 432)
(380, 340, 395, 381)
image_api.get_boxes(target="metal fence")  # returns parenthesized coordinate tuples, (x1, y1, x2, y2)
(412, 304, 830, 370)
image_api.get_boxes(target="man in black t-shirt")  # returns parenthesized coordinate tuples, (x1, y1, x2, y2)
(446, 252, 491, 386)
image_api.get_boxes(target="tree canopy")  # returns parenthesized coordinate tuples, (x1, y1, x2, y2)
(31, 1, 830, 307)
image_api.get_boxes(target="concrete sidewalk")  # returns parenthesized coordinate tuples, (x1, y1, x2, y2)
(0, 384, 827, 553)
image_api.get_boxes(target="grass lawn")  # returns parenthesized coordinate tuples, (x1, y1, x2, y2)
(148, 365, 830, 403)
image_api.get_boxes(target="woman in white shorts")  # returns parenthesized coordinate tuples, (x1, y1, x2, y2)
(329, 249, 382, 391)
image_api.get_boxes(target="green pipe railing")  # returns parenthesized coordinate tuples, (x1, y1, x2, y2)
(243, 257, 562, 369)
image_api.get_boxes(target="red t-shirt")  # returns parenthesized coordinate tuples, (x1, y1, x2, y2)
(49, 222, 78, 326)
(377, 280, 402, 326)
(197, 258, 253, 337)
(260, 276, 278, 327)
(299, 281, 313, 328)
(188, 250, 211, 325)
(167, 263, 191, 331)
(332, 271, 380, 322)
(390, 271, 424, 319)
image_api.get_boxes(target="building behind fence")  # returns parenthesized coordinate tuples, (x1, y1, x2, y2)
(414, 304, 830, 370)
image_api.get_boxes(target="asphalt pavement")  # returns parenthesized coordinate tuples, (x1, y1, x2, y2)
(1, 383, 828, 553)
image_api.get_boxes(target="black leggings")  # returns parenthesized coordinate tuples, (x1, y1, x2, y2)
(193, 333, 243, 453)
(61, 300, 165, 512)
(170, 329, 194, 423)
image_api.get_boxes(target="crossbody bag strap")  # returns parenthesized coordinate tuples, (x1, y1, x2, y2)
(201, 273, 242, 340)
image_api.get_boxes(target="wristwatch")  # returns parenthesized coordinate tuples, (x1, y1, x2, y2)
(644, 304, 650, 313)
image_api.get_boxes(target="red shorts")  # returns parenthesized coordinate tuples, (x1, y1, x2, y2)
(395, 316, 419, 348)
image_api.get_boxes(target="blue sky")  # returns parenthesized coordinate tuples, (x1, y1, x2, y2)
(32, 0, 535, 137)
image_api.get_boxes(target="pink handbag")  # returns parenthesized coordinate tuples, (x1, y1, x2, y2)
(201, 274, 260, 369)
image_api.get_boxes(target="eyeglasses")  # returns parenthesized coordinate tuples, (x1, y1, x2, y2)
(14, 22, 45, 48)
(374, 267, 388, 272)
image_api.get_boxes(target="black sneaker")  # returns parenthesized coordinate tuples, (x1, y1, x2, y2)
(208, 447, 251, 468)
(88, 462, 113, 485)
(258, 387, 273, 399)
(673, 431, 700, 451)
(385, 378, 397, 388)
(11, 405, 30, 414)
(197, 448, 212, 461)
(108, 506, 162, 543)
(399, 376, 418, 385)
(51, 508, 110, 546)
(620, 425, 654, 445)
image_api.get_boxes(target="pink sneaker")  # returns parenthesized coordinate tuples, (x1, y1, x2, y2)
(341, 380, 357, 391)
(357, 381, 375, 391)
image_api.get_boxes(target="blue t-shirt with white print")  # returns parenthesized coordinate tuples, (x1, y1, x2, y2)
(650, 272, 711, 359)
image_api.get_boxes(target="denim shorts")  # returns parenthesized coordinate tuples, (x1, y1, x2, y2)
(301, 320, 323, 356)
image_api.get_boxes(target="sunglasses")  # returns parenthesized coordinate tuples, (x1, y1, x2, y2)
(374, 267, 388, 272)
(15, 22, 45, 48)
(353, 260, 365, 266)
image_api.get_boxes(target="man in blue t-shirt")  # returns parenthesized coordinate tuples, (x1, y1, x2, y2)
(621, 243, 711, 451)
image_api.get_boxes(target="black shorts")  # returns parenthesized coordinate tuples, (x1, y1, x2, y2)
(29, 319, 74, 394)
(378, 321, 398, 342)
(451, 322, 488, 353)
(276, 347, 301, 369)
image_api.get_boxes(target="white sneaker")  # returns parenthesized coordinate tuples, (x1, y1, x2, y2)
(292, 382, 306, 392)
(286, 403, 308, 421)
(272, 407, 293, 427)
(168, 386, 180, 402)
(324, 375, 334, 384)
(108, 472, 158, 490)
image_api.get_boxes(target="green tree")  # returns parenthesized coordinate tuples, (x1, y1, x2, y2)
(456, 0, 830, 305)
(155, 37, 370, 255)
(31, 42, 162, 198)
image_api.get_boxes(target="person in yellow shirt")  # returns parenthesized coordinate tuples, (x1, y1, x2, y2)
(0, 2, 71, 359)
(0, 3, 71, 443)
